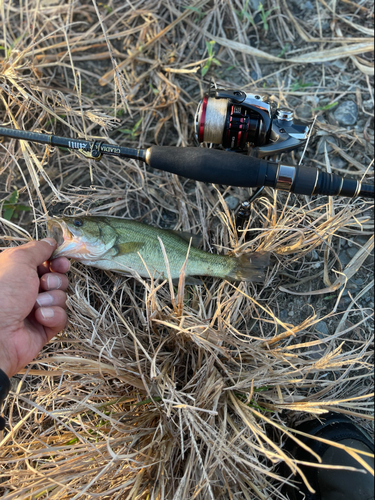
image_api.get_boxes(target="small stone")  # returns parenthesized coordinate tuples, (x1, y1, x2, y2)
(317, 136, 338, 154)
(306, 95, 319, 107)
(295, 103, 313, 120)
(288, 310, 294, 317)
(253, 11, 262, 23)
(358, 117, 367, 127)
(363, 99, 373, 110)
(337, 296, 352, 311)
(351, 278, 364, 286)
(315, 321, 329, 337)
(311, 250, 319, 261)
(347, 247, 359, 259)
(332, 60, 348, 71)
(304, 1, 314, 9)
(332, 101, 359, 126)
(346, 282, 358, 291)
(339, 251, 351, 267)
(250, 70, 260, 81)
(314, 19, 330, 31)
(280, 309, 288, 321)
(225, 195, 240, 210)
(330, 156, 348, 170)
(308, 344, 325, 360)
(355, 235, 370, 246)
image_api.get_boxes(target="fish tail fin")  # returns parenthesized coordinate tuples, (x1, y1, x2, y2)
(226, 252, 270, 282)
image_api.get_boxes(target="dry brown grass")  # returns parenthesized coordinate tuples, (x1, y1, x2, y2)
(0, 0, 374, 498)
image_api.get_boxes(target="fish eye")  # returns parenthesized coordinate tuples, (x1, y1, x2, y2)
(73, 218, 83, 227)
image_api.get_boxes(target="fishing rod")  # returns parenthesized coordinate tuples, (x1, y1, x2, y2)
(0, 88, 373, 199)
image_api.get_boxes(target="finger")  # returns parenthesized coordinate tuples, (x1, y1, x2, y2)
(13, 238, 57, 268)
(34, 306, 68, 341)
(37, 260, 51, 276)
(39, 273, 69, 292)
(35, 290, 67, 310)
(49, 257, 70, 274)
(37, 257, 70, 277)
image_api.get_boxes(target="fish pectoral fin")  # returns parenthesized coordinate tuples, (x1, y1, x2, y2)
(112, 242, 144, 256)
(168, 230, 203, 248)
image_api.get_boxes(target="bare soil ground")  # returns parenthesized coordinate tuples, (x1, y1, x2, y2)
(0, 1, 374, 499)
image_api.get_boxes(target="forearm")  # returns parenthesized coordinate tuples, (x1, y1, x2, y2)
(0, 368, 10, 430)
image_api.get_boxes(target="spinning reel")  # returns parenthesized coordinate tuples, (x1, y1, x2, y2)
(195, 88, 309, 158)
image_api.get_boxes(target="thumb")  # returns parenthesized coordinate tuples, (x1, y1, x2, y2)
(14, 238, 57, 267)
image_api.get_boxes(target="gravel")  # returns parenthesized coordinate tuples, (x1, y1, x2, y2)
(250, 70, 260, 81)
(337, 296, 352, 311)
(330, 156, 348, 169)
(295, 103, 314, 120)
(347, 246, 359, 259)
(317, 135, 338, 154)
(280, 309, 288, 321)
(225, 195, 240, 210)
(355, 235, 370, 246)
(332, 100, 359, 126)
(311, 250, 319, 261)
(351, 278, 364, 286)
(315, 320, 330, 337)
(339, 251, 351, 267)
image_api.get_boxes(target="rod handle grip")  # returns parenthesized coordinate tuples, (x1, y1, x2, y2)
(147, 146, 274, 187)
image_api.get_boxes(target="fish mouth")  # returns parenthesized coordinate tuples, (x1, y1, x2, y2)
(47, 219, 80, 259)
(47, 219, 67, 247)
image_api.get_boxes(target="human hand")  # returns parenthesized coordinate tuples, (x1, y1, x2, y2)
(0, 238, 70, 378)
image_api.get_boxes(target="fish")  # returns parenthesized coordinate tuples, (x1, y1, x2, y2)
(47, 216, 269, 283)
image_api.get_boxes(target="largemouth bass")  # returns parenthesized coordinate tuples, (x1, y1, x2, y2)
(47, 216, 269, 282)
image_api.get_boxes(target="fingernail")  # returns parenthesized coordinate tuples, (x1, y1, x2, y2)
(42, 238, 56, 247)
(47, 275, 62, 289)
(40, 308, 55, 319)
(36, 293, 54, 307)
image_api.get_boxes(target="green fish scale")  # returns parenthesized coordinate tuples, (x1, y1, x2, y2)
(99, 218, 235, 280)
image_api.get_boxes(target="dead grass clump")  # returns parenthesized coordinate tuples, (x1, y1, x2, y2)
(0, 0, 374, 498)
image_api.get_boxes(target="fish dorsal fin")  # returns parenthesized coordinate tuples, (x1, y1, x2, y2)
(112, 242, 144, 256)
(169, 230, 203, 248)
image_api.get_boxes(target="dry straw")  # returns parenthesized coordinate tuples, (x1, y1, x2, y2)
(0, 0, 373, 498)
